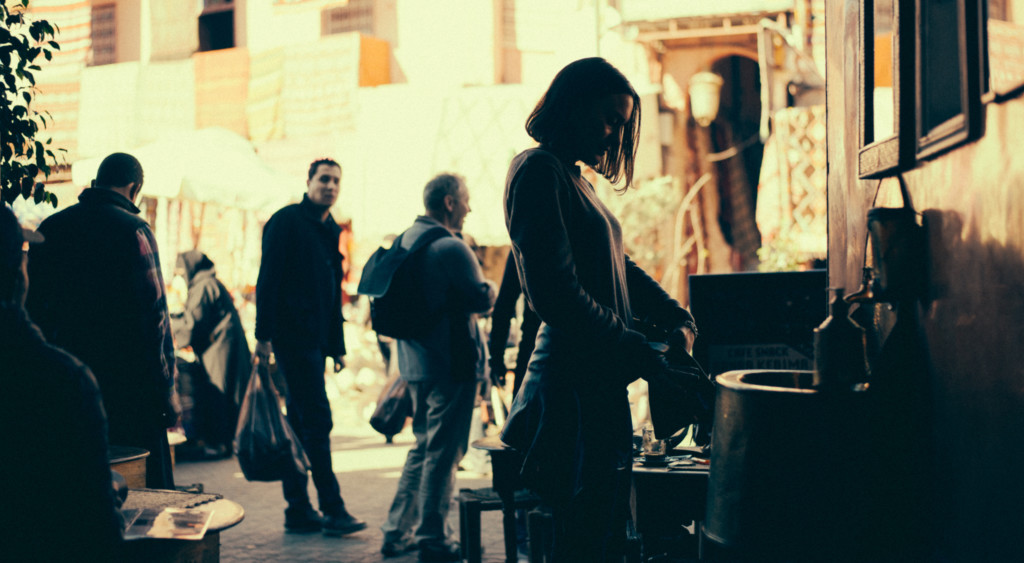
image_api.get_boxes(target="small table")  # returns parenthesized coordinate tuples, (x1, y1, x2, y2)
(110, 446, 150, 489)
(631, 456, 710, 561)
(120, 488, 244, 563)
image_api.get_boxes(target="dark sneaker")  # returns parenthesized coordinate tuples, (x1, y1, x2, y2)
(418, 541, 461, 562)
(381, 536, 418, 557)
(322, 511, 367, 536)
(284, 507, 322, 534)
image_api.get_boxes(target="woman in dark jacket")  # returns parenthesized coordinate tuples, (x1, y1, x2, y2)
(500, 57, 700, 562)
(171, 250, 251, 454)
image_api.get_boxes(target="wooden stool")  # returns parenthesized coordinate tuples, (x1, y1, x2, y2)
(526, 506, 553, 563)
(460, 436, 541, 563)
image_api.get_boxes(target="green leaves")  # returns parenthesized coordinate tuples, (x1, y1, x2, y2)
(1, 0, 62, 208)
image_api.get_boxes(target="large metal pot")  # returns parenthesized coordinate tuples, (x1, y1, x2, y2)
(703, 370, 873, 561)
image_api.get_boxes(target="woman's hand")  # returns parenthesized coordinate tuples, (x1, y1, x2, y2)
(668, 324, 697, 354)
(618, 330, 670, 386)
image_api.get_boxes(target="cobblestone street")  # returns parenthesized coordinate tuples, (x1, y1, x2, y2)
(174, 355, 513, 563)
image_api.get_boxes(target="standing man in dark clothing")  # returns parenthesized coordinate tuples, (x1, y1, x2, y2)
(254, 157, 366, 536)
(1, 205, 124, 562)
(488, 250, 541, 398)
(171, 250, 251, 456)
(26, 152, 180, 490)
(380, 173, 496, 561)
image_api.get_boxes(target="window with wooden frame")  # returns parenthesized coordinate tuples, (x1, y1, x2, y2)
(322, 0, 375, 36)
(914, 0, 986, 160)
(89, 3, 117, 66)
(859, 0, 915, 179)
(859, 0, 988, 178)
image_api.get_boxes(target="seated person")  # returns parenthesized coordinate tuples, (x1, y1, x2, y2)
(0, 206, 124, 561)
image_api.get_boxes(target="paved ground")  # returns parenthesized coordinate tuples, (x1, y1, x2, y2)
(174, 368, 516, 563)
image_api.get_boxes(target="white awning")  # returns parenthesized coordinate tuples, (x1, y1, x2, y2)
(71, 127, 301, 213)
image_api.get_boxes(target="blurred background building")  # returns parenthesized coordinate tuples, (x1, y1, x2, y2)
(21, 0, 828, 308)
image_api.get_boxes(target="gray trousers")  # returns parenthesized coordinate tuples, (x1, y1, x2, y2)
(381, 376, 476, 546)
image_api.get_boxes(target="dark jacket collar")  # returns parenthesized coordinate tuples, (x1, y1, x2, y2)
(299, 194, 335, 225)
(78, 187, 141, 214)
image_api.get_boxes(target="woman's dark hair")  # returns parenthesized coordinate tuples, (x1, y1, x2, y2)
(307, 158, 341, 181)
(526, 57, 641, 190)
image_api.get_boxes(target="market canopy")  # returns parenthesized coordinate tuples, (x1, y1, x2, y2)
(71, 128, 301, 213)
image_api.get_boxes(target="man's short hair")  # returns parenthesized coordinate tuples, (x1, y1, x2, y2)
(307, 158, 341, 181)
(423, 173, 465, 214)
(95, 153, 144, 189)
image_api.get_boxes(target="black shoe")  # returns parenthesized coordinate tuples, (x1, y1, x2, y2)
(381, 536, 418, 557)
(284, 507, 322, 534)
(322, 511, 367, 536)
(418, 541, 461, 562)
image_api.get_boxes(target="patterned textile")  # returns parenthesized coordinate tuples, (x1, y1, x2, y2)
(247, 47, 286, 142)
(122, 489, 223, 511)
(28, 0, 91, 163)
(755, 105, 827, 259)
(280, 33, 359, 139)
(194, 48, 250, 136)
(430, 85, 536, 245)
(135, 226, 177, 398)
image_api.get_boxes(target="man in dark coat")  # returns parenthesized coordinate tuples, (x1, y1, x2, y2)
(0, 205, 124, 561)
(255, 157, 366, 536)
(171, 250, 251, 455)
(26, 152, 180, 489)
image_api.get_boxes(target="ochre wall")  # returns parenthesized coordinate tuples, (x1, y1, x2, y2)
(827, 0, 1024, 559)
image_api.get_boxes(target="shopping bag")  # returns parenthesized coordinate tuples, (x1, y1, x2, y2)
(369, 372, 411, 438)
(234, 361, 311, 482)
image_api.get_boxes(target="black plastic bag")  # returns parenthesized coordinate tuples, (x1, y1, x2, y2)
(234, 361, 310, 482)
(369, 372, 411, 438)
(648, 345, 715, 442)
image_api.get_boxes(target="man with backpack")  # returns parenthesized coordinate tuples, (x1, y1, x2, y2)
(372, 173, 495, 561)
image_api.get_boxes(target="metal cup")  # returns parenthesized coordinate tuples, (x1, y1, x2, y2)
(642, 426, 666, 456)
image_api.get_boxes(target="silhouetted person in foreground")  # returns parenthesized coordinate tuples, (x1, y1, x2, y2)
(500, 57, 699, 562)
(27, 152, 180, 489)
(0, 205, 124, 561)
(171, 250, 251, 457)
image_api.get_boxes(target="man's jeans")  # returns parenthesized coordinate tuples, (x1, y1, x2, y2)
(381, 376, 476, 545)
(275, 346, 344, 517)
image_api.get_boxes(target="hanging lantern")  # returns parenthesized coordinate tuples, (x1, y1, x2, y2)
(688, 71, 723, 127)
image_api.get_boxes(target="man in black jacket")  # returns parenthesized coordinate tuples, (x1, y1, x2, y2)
(1, 204, 124, 561)
(27, 152, 180, 490)
(255, 157, 366, 536)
